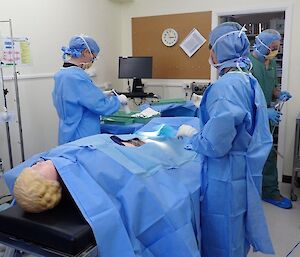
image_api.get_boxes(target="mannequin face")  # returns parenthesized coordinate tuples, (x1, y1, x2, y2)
(31, 160, 58, 181)
(122, 138, 145, 147)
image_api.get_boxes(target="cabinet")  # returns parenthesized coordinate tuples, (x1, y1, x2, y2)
(291, 117, 300, 201)
(219, 12, 285, 90)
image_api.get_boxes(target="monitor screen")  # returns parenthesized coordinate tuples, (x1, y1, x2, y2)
(118, 56, 152, 79)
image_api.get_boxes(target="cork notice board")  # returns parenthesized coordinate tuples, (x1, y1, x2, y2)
(132, 11, 212, 79)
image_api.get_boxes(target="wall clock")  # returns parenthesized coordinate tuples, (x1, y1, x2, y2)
(161, 28, 178, 47)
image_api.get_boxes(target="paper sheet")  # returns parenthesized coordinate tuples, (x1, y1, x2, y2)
(180, 28, 206, 58)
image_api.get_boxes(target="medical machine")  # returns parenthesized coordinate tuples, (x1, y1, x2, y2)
(118, 56, 152, 94)
(191, 82, 209, 95)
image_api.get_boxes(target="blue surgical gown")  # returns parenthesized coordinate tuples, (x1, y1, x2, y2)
(52, 66, 120, 144)
(191, 71, 274, 257)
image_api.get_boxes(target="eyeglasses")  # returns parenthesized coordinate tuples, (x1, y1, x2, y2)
(91, 54, 98, 62)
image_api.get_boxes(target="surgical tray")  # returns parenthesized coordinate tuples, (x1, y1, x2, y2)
(151, 98, 186, 105)
(102, 111, 136, 125)
(102, 111, 159, 125)
(102, 116, 135, 125)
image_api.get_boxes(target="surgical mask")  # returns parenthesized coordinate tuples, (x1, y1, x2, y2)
(80, 61, 93, 70)
(208, 56, 221, 68)
(255, 36, 278, 59)
(265, 49, 279, 60)
(208, 55, 252, 74)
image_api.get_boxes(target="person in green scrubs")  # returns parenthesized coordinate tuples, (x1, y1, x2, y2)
(250, 29, 292, 209)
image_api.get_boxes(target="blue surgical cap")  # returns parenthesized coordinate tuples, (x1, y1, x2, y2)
(209, 22, 251, 75)
(254, 29, 281, 56)
(61, 35, 100, 59)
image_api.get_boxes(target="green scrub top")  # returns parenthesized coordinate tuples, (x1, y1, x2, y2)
(249, 53, 277, 107)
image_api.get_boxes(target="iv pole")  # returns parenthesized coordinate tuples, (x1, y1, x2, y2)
(0, 63, 13, 168)
(0, 19, 25, 169)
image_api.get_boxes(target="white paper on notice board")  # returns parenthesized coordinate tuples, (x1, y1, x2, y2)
(180, 28, 206, 58)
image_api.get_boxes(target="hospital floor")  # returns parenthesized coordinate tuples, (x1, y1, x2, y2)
(0, 183, 299, 257)
(249, 182, 300, 257)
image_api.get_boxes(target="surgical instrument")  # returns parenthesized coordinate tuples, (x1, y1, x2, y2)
(112, 89, 131, 114)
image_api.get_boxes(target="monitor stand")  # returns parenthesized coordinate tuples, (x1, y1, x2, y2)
(132, 78, 144, 93)
(117, 78, 157, 99)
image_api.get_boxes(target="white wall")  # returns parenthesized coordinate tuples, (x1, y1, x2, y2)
(0, 0, 123, 171)
(119, 0, 300, 177)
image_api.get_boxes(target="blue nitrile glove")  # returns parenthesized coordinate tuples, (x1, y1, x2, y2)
(279, 91, 292, 102)
(267, 108, 282, 124)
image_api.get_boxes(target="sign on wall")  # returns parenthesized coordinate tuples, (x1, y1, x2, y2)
(0, 37, 31, 66)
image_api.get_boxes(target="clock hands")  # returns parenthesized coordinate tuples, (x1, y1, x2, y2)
(162, 28, 178, 46)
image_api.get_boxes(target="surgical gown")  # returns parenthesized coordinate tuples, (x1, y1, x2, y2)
(191, 71, 274, 257)
(52, 66, 120, 145)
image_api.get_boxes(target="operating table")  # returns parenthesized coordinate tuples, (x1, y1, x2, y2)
(0, 192, 96, 257)
(0, 117, 201, 257)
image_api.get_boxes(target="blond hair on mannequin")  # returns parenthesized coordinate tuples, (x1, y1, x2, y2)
(14, 168, 62, 213)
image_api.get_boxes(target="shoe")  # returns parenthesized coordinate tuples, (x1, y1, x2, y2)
(263, 196, 293, 209)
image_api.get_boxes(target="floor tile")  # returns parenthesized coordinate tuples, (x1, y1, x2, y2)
(249, 183, 300, 257)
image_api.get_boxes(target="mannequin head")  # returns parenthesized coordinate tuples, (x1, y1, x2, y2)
(13, 160, 62, 213)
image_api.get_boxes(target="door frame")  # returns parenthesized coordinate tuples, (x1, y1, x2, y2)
(211, 4, 293, 180)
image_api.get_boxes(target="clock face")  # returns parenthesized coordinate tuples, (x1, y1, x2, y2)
(161, 28, 178, 47)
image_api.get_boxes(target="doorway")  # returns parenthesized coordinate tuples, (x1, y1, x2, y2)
(213, 6, 292, 181)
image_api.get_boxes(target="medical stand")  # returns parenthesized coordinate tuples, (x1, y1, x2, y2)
(0, 19, 25, 169)
(0, 65, 13, 169)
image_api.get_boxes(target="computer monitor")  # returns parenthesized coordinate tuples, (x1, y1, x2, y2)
(118, 56, 152, 93)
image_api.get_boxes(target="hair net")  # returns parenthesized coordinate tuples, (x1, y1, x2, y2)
(61, 35, 100, 60)
(209, 22, 251, 76)
(253, 29, 281, 60)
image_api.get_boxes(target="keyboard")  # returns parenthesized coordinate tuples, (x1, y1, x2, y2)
(117, 92, 157, 98)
